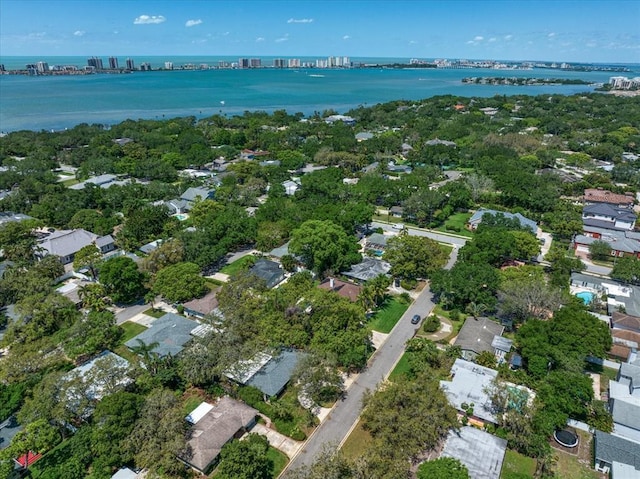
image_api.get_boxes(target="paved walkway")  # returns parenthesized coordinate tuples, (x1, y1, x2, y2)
(252, 423, 304, 458)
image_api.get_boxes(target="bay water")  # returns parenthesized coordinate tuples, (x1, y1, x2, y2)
(0, 56, 634, 132)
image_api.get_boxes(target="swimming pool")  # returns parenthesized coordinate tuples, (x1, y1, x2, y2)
(174, 213, 189, 221)
(575, 291, 595, 305)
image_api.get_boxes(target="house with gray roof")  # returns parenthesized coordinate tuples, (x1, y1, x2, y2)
(111, 468, 142, 479)
(249, 259, 285, 289)
(574, 228, 640, 259)
(180, 187, 215, 203)
(570, 273, 640, 317)
(440, 427, 506, 479)
(37, 229, 115, 265)
(226, 350, 304, 397)
(68, 174, 120, 190)
(180, 397, 258, 474)
(594, 430, 640, 475)
(343, 257, 391, 283)
(125, 313, 199, 357)
(440, 358, 499, 425)
(583, 203, 637, 231)
(0, 211, 32, 226)
(366, 233, 389, 251)
(610, 399, 640, 443)
(467, 209, 538, 233)
(454, 317, 510, 362)
(426, 138, 457, 147)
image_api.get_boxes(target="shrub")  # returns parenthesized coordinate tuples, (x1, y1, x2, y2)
(399, 292, 412, 304)
(400, 279, 417, 290)
(423, 315, 441, 333)
(449, 309, 461, 321)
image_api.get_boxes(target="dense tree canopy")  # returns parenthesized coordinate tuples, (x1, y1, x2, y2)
(289, 220, 361, 274)
(385, 234, 448, 281)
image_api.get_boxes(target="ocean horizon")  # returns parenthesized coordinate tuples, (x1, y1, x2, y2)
(1, 56, 638, 133)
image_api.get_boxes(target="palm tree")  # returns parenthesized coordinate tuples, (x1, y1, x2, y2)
(78, 283, 109, 311)
(130, 339, 161, 374)
(466, 302, 487, 320)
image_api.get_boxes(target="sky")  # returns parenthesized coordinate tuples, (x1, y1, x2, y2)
(1, 0, 639, 63)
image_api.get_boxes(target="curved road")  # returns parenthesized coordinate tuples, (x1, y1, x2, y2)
(282, 242, 460, 476)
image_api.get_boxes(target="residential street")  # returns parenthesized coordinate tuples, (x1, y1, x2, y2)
(370, 221, 469, 248)
(281, 247, 459, 476)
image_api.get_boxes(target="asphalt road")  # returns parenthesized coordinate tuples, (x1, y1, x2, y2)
(282, 246, 459, 476)
(371, 221, 468, 248)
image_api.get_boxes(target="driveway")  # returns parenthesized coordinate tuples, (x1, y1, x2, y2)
(252, 423, 303, 458)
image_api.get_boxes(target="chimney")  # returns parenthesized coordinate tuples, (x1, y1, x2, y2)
(330, 278, 335, 289)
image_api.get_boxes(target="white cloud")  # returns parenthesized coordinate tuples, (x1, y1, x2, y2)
(466, 40, 475, 44)
(275, 36, 289, 43)
(343, 35, 351, 40)
(548, 32, 556, 38)
(409, 40, 417, 44)
(504, 34, 513, 41)
(73, 30, 85, 37)
(222, 31, 230, 36)
(474, 36, 484, 41)
(287, 18, 313, 24)
(256, 37, 265, 42)
(185, 19, 202, 27)
(134, 15, 166, 25)
(488, 37, 496, 43)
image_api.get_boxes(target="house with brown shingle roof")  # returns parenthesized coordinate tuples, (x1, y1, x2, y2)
(318, 278, 362, 302)
(612, 311, 640, 334)
(584, 188, 635, 209)
(180, 397, 258, 474)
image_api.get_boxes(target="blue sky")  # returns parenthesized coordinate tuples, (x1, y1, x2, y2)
(1, 0, 639, 63)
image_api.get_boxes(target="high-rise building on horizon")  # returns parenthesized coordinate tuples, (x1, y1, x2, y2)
(239, 58, 249, 69)
(249, 58, 261, 68)
(273, 58, 286, 68)
(36, 61, 49, 73)
(87, 57, 103, 70)
(108, 56, 118, 69)
(164, 61, 173, 70)
(125, 58, 135, 70)
(288, 58, 301, 68)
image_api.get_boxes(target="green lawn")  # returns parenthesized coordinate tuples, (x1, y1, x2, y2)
(341, 419, 374, 460)
(368, 296, 410, 333)
(268, 447, 289, 478)
(220, 255, 257, 275)
(119, 321, 147, 343)
(61, 177, 79, 186)
(436, 212, 473, 237)
(389, 352, 411, 380)
(501, 449, 536, 478)
(142, 307, 166, 318)
(555, 451, 601, 479)
(182, 395, 204, 416)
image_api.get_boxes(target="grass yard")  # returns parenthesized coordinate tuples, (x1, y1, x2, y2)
(436, 212, 473, 237)
(220, 255, 257, 275)
(554, 452, 601, 479)
(500, 449, 536, 478)
(61, 177, 79, 186)
(389, 352, 412, 381)
(341, 419, 374, 460)
(368, 296, 410, 333)
(268, 447, 289, 478)
(119, 321, 147, 343)
(206, 279, 224, 288)
(553, 429, 604, 479)
(142, 307, 166, 318)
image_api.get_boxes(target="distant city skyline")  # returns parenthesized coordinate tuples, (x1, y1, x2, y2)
(1, 0, 639, 64)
